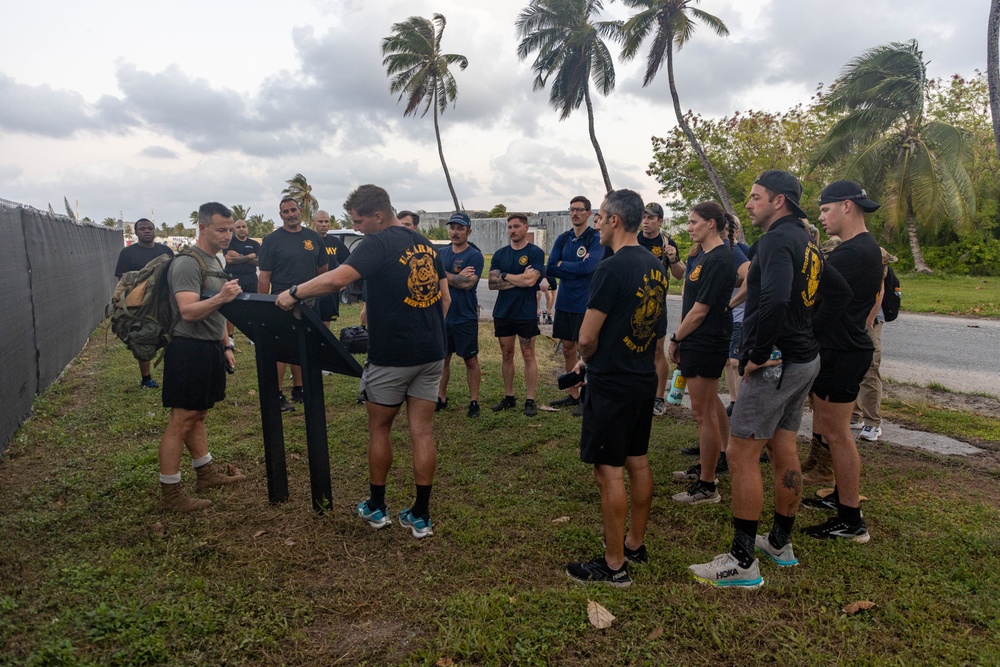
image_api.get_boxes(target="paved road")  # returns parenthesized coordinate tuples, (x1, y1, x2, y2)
(476, 283, 1000, 396)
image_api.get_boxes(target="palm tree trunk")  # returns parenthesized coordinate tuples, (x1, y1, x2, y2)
(584, 87, 613, 193)
(989, 0, 1000, 160)
(433, 98, 461, 211)
(666, 42, 736, 217)
(907, 199, 933, 274)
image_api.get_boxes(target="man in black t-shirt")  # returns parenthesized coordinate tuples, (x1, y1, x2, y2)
(312, 209, 351, 325)
(564, 189, 667, 588)
(275, 184, 449, 539)
(259, 198, 328, 410)
(115, 218, 174, 389)
(223, 218, 261, 343)
(801, 181, 883, 544)
(638, 203, 685, 415)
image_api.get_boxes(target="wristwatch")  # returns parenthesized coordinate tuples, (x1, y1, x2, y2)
(670, 333, 682, 344)
(289, 284, 302, 302)
(501, 272, 508, 281)
(224, 345, 235, 351)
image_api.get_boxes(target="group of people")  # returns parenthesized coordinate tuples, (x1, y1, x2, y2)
(117, 172, 891, 591)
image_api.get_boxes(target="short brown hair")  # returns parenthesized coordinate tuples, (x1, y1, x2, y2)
(343, 184, 393, 217)
(507, 213, 528, 225)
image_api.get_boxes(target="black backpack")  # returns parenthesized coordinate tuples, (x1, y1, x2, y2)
(882, 265, 901, 322)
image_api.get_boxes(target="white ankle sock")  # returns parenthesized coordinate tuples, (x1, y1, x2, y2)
(192, 454, 213, 469)
(160, 473, 181, 484)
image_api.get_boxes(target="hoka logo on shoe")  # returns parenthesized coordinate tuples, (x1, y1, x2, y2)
(719, 568, 739, 579)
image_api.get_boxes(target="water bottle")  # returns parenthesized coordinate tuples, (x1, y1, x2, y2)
(666, 369, 687, 405)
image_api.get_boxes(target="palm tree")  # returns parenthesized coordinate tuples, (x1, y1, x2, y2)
(811, 41, 975, 274)
(189, 211, 199, 225)
(282, 174, 319, 225)
(619, 0, 732, 214)
(515, 0, 618, 193)
(230, 204, 251, 221)
(989, 0, 1000, 160)
(382, 13, 468, 211)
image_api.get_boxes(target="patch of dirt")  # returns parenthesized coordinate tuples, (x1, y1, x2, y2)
(884, 384, 1000, 420)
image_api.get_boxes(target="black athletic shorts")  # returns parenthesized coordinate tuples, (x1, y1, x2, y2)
(679, 347, 728, 379)
(319, 293, 340, 322)
(552, 309, 584, 342)
(494, 317, 540, 339)
(811, 348, 874, 403)
(236, 275, 258, 294)
(580, 387, 654, 466)
(446, 320, 479, 359)
(162, 336, 227, 411)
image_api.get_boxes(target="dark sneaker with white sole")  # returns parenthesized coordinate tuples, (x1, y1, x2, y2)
(566, 556, 632, 587)
(803, 516, 870, 543)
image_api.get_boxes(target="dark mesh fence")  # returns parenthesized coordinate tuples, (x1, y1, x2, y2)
(0, 202, 122, 456)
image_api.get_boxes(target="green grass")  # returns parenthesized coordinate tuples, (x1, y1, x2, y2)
(896, 274, 1000, 317)
(881, 398, 1000, 443)
(1, 307, 999, 665)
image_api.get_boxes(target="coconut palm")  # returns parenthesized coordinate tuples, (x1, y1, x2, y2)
(230, 204, 251, 221)
(382, 13, 468, 211)
(989, 0, 1000, 160)
(619, 0, 732, 214)
(281, 174, 319, 225)
(515, 0, 618, 192)
(811, 40, 975, 274)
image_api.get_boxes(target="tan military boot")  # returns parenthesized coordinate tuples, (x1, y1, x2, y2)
(160, 482, 212, 513)
(194, 462, 247, 492)
(801, 437, 835, 485)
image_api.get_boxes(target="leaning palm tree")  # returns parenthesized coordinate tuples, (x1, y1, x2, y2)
(989, 0, 1000, 159)
(281, 174, 318, 225)
(619, 0, 733, 214)
(811, 41, 975, 274)
(382, 13, 468, 211)
(516, 0, 618, 192)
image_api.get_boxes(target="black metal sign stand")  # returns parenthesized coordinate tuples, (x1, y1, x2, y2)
(219, 294, 363, 512)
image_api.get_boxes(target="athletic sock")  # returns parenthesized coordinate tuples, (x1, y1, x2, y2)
(769, 511, 795, 549)
(700, 479, 717, 492)
(368, 484, 386, 511)
(814, 433, 829, 450)
(160, 472, 181, 484)
(731, 518, 759, 569)
(142, 374, 152, 382)
(191, 454, 212, 469)
(411, 484, 432, 519)
(838, 502, 862, 525)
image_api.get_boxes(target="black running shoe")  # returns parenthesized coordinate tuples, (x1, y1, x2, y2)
(566, 556, 632, 588)
(802, 516, 870, 543)
(802, 495, 838, 511)
(290, 386, 304, 403)
(682, 444, 700, 457)
(624, 541, 649, 565)
(140, 377, 159, 390)
(523, 399, 538, 417)
(467, 401, 480, 418)
(549, 395, 579, 408)
(492, 396, 517, 412)
(279, 393, 295, 413)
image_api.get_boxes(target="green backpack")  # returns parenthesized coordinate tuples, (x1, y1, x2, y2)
(109, 248, 227, 363)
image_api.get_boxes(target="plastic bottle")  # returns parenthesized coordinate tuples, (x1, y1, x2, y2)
(666, 369, 687, 405)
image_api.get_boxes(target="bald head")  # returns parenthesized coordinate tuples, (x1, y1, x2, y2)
(313, 209, 331, 236)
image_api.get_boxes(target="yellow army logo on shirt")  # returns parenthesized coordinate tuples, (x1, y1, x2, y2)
(325, 246, 337, 256)
(689, 264, 702, 281)
(800, 242, 822, 307)
(398, 244, 442, 308)
(518, 255, 528, 266)
(626, 269, 667, 352)
(303, 240, 315, 251)
(650, 245, 663, 259)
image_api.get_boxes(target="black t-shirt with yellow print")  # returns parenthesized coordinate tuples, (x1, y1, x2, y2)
(345, 226, 446, 367)
(585, 246, 668, 397)
(681, 244, 736, 353)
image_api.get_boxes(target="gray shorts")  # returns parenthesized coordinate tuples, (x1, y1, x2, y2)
(362, 360, 444, 407)
(730, 355, 820, 441)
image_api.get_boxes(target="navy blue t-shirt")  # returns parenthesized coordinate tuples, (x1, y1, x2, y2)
(345, 226, 446, 366)
(490, 243, 545, 321)
(546, 227, 602, 313)
(439, 244, 484, 324)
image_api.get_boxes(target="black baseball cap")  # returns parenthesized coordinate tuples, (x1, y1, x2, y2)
(643, 202, 664, 218)
(819, 180, 881, 212)
(754, 170, 807, 219)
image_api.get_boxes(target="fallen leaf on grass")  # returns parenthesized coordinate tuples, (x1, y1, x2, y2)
(587, 600, 615, 629)
(153, 522, 166, 537)
(509, 596, 516, 604)
(551, 516, 570, 524)
(436, 659, 455, 667)
(647, 627, 664, 640)
(539, 405, 560, 412)
(290, 453, 301, 461)
(284, 538, 296, 546)
(253, 530, 268, 538)
(843, 600, 876, 615)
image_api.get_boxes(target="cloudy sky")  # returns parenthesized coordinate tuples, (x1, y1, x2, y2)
(0, 0, 991, 225)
